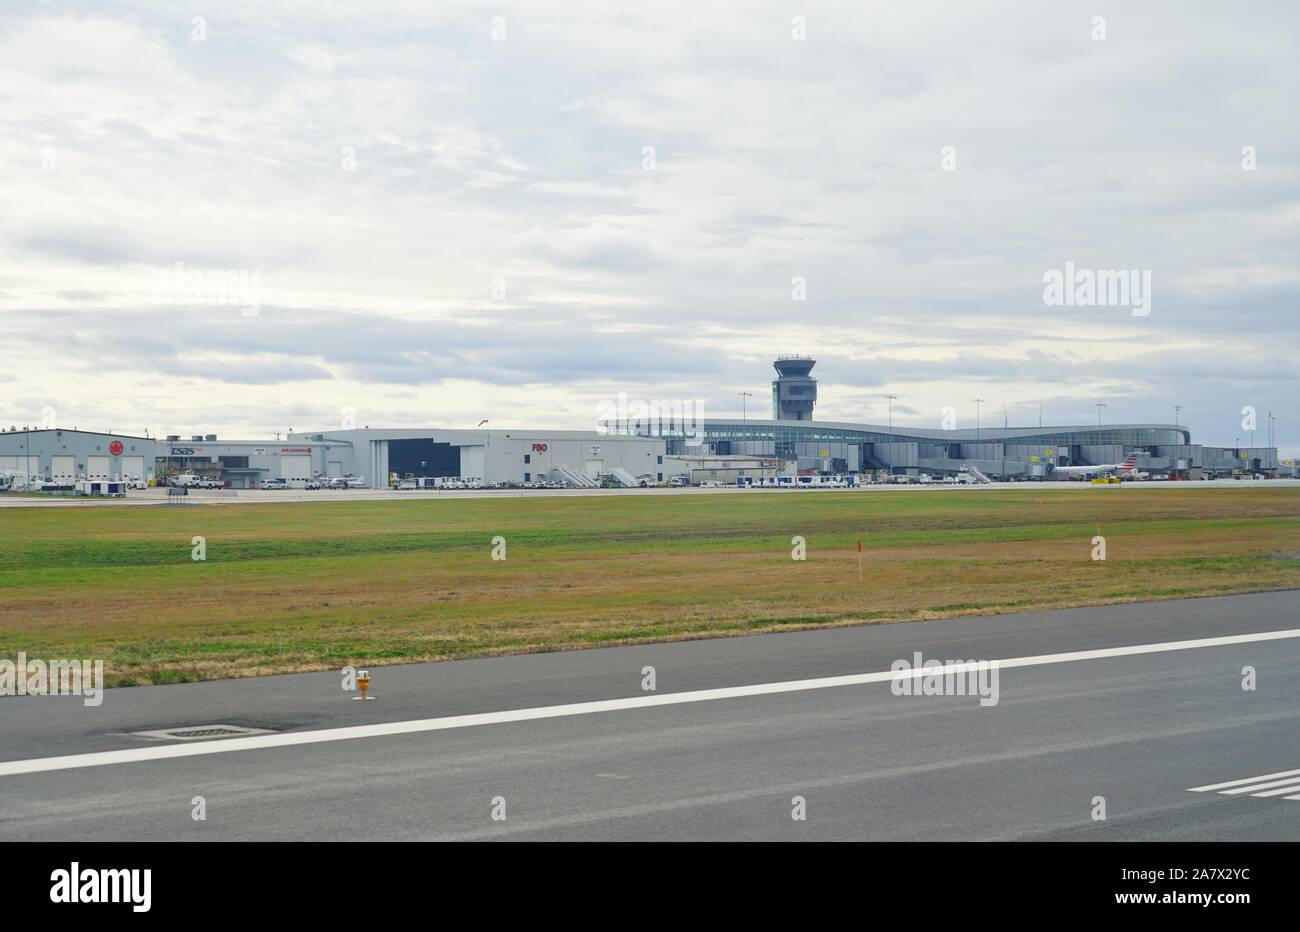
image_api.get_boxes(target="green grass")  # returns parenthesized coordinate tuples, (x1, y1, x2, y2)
(1, 487, 1298, 686)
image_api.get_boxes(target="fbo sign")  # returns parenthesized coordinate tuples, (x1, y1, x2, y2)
(531, 443, 548, 453)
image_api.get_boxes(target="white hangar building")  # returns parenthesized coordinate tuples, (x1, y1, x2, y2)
(288, 427, 668, 488)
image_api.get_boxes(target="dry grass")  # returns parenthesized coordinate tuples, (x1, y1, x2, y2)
(1, 486, 1297, 685)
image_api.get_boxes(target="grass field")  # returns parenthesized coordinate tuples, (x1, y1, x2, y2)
(2, 487, 1298, 686)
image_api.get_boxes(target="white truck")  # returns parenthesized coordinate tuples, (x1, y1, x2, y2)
(174, 474, 223, 489)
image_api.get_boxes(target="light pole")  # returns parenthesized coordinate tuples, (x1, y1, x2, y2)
(1266, 412, 1274, 475)
(1174, 404, 1182, 433)
(886, 394, 898, 434)
(973, 399, 985, 442)
(738, 392, 753, 455)
(1095, 402, 1106, 428)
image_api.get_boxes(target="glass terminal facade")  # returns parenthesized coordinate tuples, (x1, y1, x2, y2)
(656, 422, 1191, 454)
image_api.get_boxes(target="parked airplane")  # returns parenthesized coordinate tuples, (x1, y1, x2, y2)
(1051, 452, 1147, 479)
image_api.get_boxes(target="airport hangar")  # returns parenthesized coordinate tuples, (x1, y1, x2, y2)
(0, 427, 669, 489)
(0, 359, 1281, 487)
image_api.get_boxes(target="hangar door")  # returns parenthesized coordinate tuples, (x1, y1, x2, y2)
(86, 456, 111, 480)
(52, 455, 76, 483)
(388, 439, 459, 478)
(0, 455, 40, 476)
(279, 456, 312, 481)
(122, 456, 146, 481)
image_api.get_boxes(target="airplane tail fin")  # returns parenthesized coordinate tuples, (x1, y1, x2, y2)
(1119, 451, 1146, 472)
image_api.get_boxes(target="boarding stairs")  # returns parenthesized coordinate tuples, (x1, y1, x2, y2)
(552, 464, 599, 488)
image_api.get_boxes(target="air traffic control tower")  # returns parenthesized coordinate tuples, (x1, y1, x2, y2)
(772, 355, 817, 421)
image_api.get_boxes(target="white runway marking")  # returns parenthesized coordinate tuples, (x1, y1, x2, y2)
(3, 626, 1299, 777)
(1188, 767, 1300, 799)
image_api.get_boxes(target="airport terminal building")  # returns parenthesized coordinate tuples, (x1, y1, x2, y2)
(651, 419, 1230, 480)
(619, 358, 1280, 481)
(0, 358, 1281, 488)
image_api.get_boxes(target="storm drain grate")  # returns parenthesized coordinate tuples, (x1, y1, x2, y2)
(131, 724, 275, 741)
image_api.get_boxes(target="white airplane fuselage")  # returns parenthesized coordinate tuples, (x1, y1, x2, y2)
(1051, 453, 1146, 480)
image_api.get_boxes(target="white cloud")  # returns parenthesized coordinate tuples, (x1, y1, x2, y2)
(0, 1, 1296, 453)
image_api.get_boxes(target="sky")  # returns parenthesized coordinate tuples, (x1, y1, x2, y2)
(1, 1, 1296, 454)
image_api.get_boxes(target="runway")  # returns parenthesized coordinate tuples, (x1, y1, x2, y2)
(1, 591, 1296, 840)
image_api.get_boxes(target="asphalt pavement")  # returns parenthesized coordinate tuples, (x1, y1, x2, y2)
(1, 591, 1296, 840)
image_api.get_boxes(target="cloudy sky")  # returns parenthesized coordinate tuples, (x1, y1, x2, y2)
(1, 1, 1296, 453)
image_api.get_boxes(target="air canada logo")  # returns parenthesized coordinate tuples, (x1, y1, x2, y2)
(108, 440, 124, 456)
